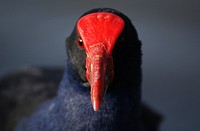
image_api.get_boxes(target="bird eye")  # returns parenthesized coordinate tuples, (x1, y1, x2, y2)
(78, 38, 84, 48)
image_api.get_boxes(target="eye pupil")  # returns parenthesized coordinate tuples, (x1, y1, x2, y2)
(79, 39, 83, 45)
(78, 38, 84, 48)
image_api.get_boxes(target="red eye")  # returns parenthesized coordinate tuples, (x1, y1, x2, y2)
(78, 38, 84, 48)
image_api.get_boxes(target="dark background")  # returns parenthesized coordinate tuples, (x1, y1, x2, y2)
(1, 1, 200, 130)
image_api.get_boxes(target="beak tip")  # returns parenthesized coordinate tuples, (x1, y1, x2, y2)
(92, 99, 101, 112)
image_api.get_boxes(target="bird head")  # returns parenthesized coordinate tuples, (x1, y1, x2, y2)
(66, 8, 141, 111)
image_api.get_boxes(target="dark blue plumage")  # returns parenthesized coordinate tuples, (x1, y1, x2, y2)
(8, 8, 162, 131)
(15, 58, 140, 130)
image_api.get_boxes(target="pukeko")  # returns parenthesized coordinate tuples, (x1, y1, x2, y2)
(0, 8, 162, 131)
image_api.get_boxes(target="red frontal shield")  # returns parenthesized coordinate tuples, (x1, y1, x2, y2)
(77, 12, 124, 111)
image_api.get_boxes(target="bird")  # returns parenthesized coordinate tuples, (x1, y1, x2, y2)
(0, 8, 162, 131)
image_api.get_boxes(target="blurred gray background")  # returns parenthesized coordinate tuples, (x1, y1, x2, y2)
(1, 0, 200, 130)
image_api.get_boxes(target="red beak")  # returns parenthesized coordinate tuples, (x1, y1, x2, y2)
(85, 44, 114, 111)
(77, 12, 124, 111)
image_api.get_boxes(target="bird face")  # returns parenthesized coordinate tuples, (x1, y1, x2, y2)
(66, 8, 141, 112)
(77, 12, 124, 111)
